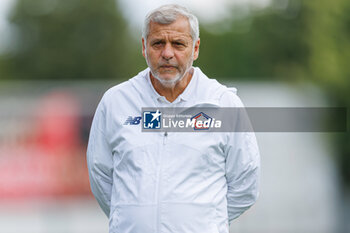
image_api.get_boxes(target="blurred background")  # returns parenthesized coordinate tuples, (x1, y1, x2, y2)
(0, 0, 349, 232)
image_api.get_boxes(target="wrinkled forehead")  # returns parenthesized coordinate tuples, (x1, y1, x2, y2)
(147, 17, 192, 40)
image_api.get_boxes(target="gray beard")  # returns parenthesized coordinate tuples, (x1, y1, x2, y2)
(145, 49, 194, 88)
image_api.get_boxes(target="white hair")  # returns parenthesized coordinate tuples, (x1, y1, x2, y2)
(142, 4, 200, 46)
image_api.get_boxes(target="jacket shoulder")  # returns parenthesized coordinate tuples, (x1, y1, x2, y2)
(101, 69, 148, 105)
(195, 68, 241, 106)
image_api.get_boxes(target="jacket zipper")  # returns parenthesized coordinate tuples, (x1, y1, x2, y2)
(163, 131, 168, 145)
(156, 131, 168, 232)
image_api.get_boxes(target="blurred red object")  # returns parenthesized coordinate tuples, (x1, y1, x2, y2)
(36, 91, 81, 152)
(0, 90, 92, 200)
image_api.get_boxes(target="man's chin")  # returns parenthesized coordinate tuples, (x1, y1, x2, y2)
(158, 75, 177, 81)
(156, 72, 180, 81)
(154, 74, 182, 87)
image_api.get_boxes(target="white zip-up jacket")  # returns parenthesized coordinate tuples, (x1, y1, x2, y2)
(87, 67, 260, 233)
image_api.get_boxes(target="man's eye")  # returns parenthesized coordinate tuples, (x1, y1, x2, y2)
(153, 41, 163, 46)
(174, 42, 185, 46)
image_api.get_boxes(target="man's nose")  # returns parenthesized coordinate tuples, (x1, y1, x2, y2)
(161, 43, 174, 60)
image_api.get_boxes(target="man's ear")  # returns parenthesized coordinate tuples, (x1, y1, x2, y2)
(142, 38, 146, 58)
(193, 38, 200, 61)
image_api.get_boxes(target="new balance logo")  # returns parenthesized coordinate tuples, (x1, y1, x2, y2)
(124, 116, 142, 125)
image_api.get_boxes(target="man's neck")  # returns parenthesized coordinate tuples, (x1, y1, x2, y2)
(150, 68, 193, 103)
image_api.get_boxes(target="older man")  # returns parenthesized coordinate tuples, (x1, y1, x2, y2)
(87, 4, 260, 233)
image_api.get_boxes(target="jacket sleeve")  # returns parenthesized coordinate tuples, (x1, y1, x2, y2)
(221, 90, 260, 223)
(87, 97, 113, 217)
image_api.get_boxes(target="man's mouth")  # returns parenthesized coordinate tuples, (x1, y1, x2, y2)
(160, 65, 177, 69)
